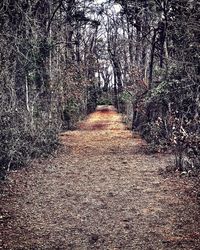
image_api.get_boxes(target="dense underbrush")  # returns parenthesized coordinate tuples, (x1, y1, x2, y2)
(133, 79, 200, 175)
(0, 108, 60, 180)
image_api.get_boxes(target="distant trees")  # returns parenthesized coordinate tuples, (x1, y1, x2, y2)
(111, 0, 200, 172)
(0, 0, 106, 177)
(0, 0, 199, 178)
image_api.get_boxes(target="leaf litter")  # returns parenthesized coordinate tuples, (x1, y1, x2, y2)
(1, 106, 200, 249)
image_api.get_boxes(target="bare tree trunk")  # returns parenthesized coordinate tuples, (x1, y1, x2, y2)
(135, 16, 141, 65)
(149, 28, 158, 88)
(113, 71, 119, 110)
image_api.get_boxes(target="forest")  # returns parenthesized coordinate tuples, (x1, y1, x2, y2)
(1, 0, 200, 249)
(1, 0, 200, 178)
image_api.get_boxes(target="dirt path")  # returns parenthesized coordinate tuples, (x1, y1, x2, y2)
(1, 106, 200, 250)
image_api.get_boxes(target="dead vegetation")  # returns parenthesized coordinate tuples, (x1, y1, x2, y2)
(1, 108, 200, 250)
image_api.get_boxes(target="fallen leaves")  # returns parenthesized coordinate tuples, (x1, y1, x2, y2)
(1, 106, 200, 249)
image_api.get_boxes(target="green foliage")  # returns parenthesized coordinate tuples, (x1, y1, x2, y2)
(136, 77, 200, 172)
(145, 80, 176, 104)
(64, 99, 80, 115)
(140, 120, 169, 152)
(119, 91, 133, 103)
(97, 97, 113, 105)
(62, 98, 87, 129)
(0, 108, 59, 180)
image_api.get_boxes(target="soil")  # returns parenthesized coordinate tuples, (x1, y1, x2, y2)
(1, 106, 200, 250)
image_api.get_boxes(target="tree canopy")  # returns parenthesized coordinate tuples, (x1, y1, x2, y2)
(0, 0, 199, 176)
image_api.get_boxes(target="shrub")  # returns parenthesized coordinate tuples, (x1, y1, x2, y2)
(0, 108, 59, 180)
(97, 97, 113, 105)
(135, 79, 200, 173)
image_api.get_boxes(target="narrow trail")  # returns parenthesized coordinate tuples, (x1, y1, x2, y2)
(1, 106, 200, 250)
